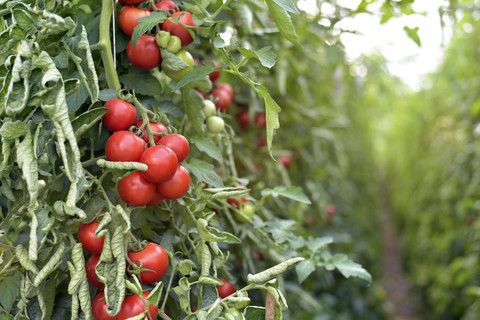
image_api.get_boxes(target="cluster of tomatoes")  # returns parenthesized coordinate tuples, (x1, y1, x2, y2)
(78, 219, 169, 319)
(102, 98, 191, 206)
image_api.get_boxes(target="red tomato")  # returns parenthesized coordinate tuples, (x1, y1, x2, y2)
(195, 88, 207, 99)
(128, 242, 169, 284)
(86, 255, 104, 289)
(159, 134, 189, 163)
(92, 292, 116, 320)
(118, 6, 150, 37)
(161, 11, 196, 47)
(140, 145, 178, 183)
(119, 0, 146, 5)
(217, 277, 236, 298)
(216, 83, 233, 98)
(127, 35, 162, 70)
(105, 131, 146, 162)
(256, 136, 266, 148)
(212, 88, 232, 111)
(254, 113, 266, 129)
(278, 155, 292, 169)
(118, 172, 156, 206)
(252, 250, 263, 261)
(102, 99, 137, 132)
(204, 59, 221, 83)
(78, 220, 104, 255)
(147, 192, 164, 206)
(157, 165, 190, 199)
(134, 119, 168, 144)
(326, 204, 337, 216)
(117, 292, 158, 320)
(150, 0, 179, 13)
(227, 184, 248, 208)
(235, 110, 251, 129)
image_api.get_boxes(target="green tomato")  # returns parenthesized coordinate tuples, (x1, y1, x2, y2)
(234, 203, 254, 223)
(203, 100, 216, 118)
(165, 49, 194, 81)
(206, 116, 225, 133)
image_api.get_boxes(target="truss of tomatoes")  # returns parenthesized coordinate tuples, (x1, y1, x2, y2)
(102, 98, 191, 206)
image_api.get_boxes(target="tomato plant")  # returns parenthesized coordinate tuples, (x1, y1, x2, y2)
(158, 134, 189, 163)
(161, 11, 196, 47)
(134, 119, 168, 144)
(118, 172, 156, 206)
(127, 35, 162, 70)
(86, 255, 104, 289)
(156, 165, 190, 199)
(118, 6, 150, 37)
(92, 292, 117, 320)
(127, 242, 169, 284)
(150, 0, 179, 13)
(206, 115, 225, 133)
(78, 220, 105, 255)
(105, 131, 146, 162)
(164, 49, 194, 81)
(139, 145, 178, 183)
(217, 277, 236, 298)
(102, 98, 137, 131)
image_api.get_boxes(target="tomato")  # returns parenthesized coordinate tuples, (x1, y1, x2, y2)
(127, 35, 162, 70)
(212, 88, 232, 111)
(217, 277, 236, 298)
(102, 99, 137, 132)
(195, 88, 207, 99)
(119, 6, 150, 37)
(139, 145, 178, 183)
(86, 255, 104, 289)
(278, 155, 292, 169)
(134, 119, 168, 144)
(165, 49, 194, 81)
(202, 100, 216, 118)
(159, 134, 189, 163)
(236, 110, 251, 129)
(252, 250, 263, 261)
(117, 292, 158, 320)
(227, 184, 248, 208)
(150, 0, 179, 13)
(118, 172, 156, 206)
(119, 0, 146, 5)
(326, 204, 336, 216)
(78, 220, 104, 255)
(206, 116, 225, 133)
(216, 83, 234, 98)
(105, 131, 146, 162)
(254, 113, 266, 128)
(204, 59, 221, 83)
(234, 203, 254, 222)
(128, 242, 169, 284)
(161, 11, 196, 47)
(157, 165, 190, 199)
(92, 292, 116, 320)
(147, 192, 164, 206)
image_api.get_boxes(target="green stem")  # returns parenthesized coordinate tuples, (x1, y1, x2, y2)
(99, 0, 121, 90)
(190, 0, 212, 18)
(210, 0, 233, 20)
(131, 97, 156, 146)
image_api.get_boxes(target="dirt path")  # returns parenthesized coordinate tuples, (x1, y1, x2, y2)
(379, 177, 421, 320)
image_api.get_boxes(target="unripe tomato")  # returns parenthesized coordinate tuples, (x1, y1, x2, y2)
(202, 100, 216, 118)
(212, 88, 232, 111)
(217, 277, 236, 298)
(234, 203, 254, 222)
(146, 192, 164, 206)
(150, 0, 179, 13)
(78, 220, 105, 255)
(159, 134, 189, 163)
(206, 116, 225, 133)
(165, 49, 194, 81)
(118, 6, 150, 37)
(118, 172, 156, 206)
(236, 110, 250, 129)
(161, 11, 196, 47)
(86, 255, 104, 289)
(102, 99, 137, 132)
(134, 119, 168, 144)
(254, 113, 266, 128)
(140, 145, 178, 183)
(92, 292, 116, 320)
(117, 292, 158, 320)
(278, 155, 292, 169)
(204, 59, 221, 83)
(105, 131, 146, 162)
(128, 242, 169, 284)
(157, 165, 190, 199)
(127, 35, 162, 70)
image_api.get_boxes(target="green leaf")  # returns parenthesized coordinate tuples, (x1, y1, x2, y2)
(235, 3, 253, 34)
(264, 219, 296, 243)
(0, 270, 22, 312)
(329, 254, 372, 283)
(98, 89, 117, 101)
(213, 37, 226, 48)
(120, 68, 162, 95)
(244, 306, 266, 320)
(161, 48, 189, 74)
(237, 46, 277, 69)
(16, 130, 38, 206)
(306, 236, 333, 252)
(272, 0, 299, 14)
(257, 85, 281, 156)
(261, 186, 311, 204)
(71, 106, 108, 139)
(183, 158, 224, 188)
(403, 26, 421, 46)
(181, 87, 204, 134)
(265, 0, 300, 46)
(0, 120, 28, 139)
(131, 12, 167, 47)
(295, 259, 315, 284)
(174, 64, 216, 91)
(191, 136, 223, 163)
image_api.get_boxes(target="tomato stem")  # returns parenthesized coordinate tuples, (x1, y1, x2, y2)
(131, 96, 156, 146)
(210, 0, 233, 20)
(99, 0, 121, 90)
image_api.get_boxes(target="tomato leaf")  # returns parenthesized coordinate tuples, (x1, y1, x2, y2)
(161, 48, 189, 73)
(0, 120, 28, 140)
(71, 105, 107, 139)
(295, 259, 316, 284)
(181, 87, 204, 134)
(256, 85, 280, 156)
(98, 89, 117, 101)
(174, 64, 216, 91)
(0, 270, 22, 312)
(244, 306, 266, 320)
(261, 186, 311, 204)
(236, 46, 277, 69)
(120, 68, 162, 95)
(404, 26, 421, 46)
(265, 0, 300, 46)
(183, 158, 223, 188)
(323, 254, 372, 283)
(191, 136, 223, 163)
(131, 12, 167, 47)
(272, 0, 299, 14)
